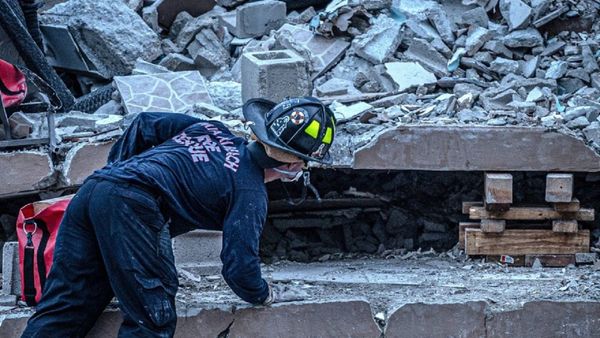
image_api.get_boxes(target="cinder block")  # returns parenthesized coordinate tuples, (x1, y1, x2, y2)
(172, 230, 222, 269)
(484, 173, 513, 206)
(235, 0, 286, 38)
(241, 49, 311, 102)
(1, 242, 20, 296)
(546, 173, 574, 203)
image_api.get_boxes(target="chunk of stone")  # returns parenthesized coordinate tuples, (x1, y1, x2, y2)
(207, 81, 243, 111)
(241, 50, 310, 103)
(385, 62, 437, 91)
(480, 89, 520, 111)
(0, 151, 54, 195)
(142, 1, 161, 33)
(187, 29, 230, 69)
(403, 38, 449, 77)
(315, 78, 358, 97)
(57, 112, 101, 132)
(8, 112, 34, 139)
(175, 14, 215, 49)
(158, 53, 197, 71)
(465, 27, 493, 56)
(526, 86, 545, 102)
(591, 73, 600, 90)
(329, 101, 373, 122)
(95, 115, 123, 132)
(62, 142, 114, 186)
(558, 78, 585, 94)
(427, 7, 455, 45)
(404, 19, 441, 42)
(541, 40, 566, 56)
(483, 40, 513, 59)
(566, 69, 590, 83)
(583, 122, 600, 145)
(114, 71, 213, 115)
(503, 28, 543, 48)
(168, 11, 193, 40)
(520, 56, 539, 78)
(40, 0, 161, 78)
(461, 7, 489, 28)
(566, 116, 590, 129)
(582, 45, 599, 73)
(187, 102, 230, 118)
(235, 0, 286, 38)
(132, 58, 170, 75)
(457, 109, 487, 123)
(276, 24, 350, 78)
(499, 0, 532, 31)
(563, 106, 599, 122)
(545, 61, 568, 79)
(490, 57, 520, 75)
(353, 16, 403, 64)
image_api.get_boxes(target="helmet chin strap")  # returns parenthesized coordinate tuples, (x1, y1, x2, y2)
(281, 171, 322, 206)
(247, 141, 286, 169)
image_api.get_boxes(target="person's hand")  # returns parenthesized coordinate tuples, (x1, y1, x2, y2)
(262, 284, 308, 305)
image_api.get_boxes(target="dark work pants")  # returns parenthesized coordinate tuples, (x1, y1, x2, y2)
(21, 178, 178, 338)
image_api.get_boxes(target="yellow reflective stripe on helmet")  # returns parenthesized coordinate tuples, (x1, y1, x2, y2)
(304, 120, 320, 139)
(323, 127, 333, 144)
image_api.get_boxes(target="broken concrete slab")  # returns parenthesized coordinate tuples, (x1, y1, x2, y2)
(352, 126, 600, 171)
(276, 24, 350, 79)
(465, 27, 493, 56)
(40, 0, 162, 78)
(461, 6, 489, 28)
(234, 0, 287, 38)
(132, 59, 170, 76)
(175, 14, 217, 50)
(315, 78, 360, 98)
(61, 141, 115, 186)
(187, 29, 231, 70)
(427, 6, 455, 45)
(385, 302, 486, 338)
(490, 57, 520, 75)
(114, 71, 213, 115)
(0, 151, 54, 196)
(1, 242, 19, 296)
(385, 62, 437, 91)
(545, 60, 568, 79)
(330, 101, 373, 122)
(229, 300, 381, 338)
(499, 0, 532, 31)
(503, 28, 544, 48)
(241, 49, 310, 103)
(353, 15, 403, 64)
(158, 53, 197, 72)
(157, 0, 216, 29)
(403, 38, 449, 77)
(486, 301, 600, 337)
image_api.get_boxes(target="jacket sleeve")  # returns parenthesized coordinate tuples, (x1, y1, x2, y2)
(220, 189, 270, 305)
(107, 112, 201, 164)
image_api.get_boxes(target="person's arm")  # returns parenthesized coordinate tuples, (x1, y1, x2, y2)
(107, 112, 201, 164)
(220, 189, 270, 305)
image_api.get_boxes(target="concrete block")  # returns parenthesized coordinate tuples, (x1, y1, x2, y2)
(241, 50, 310, 103)
(235, 0, 286, 38)
(61, 141, 115, 186)
(40, 0, 161, 78)
(2, 242, 20, 296)
(114, 71, 213, 115)
(276, 24, 350, 78)
(0, 151, 54, 196)
(484, 173, 513, 205)
(486, 301, 600, 337)
(546, 173, 574, 203)
(172, 230, 222, 268)
(385, 302, 487, 338)
(229, 300, 381, 338)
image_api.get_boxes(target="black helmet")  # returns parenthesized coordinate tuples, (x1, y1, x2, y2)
(243, 97, 336, 164)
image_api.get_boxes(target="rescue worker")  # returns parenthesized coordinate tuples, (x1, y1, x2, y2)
(21, 97, 336, 337)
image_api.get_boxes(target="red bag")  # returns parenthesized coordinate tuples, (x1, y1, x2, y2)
(0, 58, 27, 107)
(16, 195, 72, 306)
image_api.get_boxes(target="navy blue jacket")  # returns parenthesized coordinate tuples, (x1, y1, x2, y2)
(91, 112, 269, 305)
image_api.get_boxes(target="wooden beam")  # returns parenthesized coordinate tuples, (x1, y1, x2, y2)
(465, 229, 589, 255)
(484, 173, 513, 210)
(462, 201, 483, 214)
(481, 219, 506, 233)
(552, 220, 578, 233)
(468, 206, 594, 221)
(458, 222, 480, 249)
(553, 198, 580, 212)
(546, 173, 574, 203)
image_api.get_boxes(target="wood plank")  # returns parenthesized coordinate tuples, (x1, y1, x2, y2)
(462, 201, 483, 214)
(481, 219, 506, 233)
(468, 206, 594, 221)
(484, 173, 513, 208)
(465, 229, 589, 255)
(546, 173, 574, 203)
(553, 198, 580, 212)
(552, 220, 578, 233)
(458, 222, 480, 249)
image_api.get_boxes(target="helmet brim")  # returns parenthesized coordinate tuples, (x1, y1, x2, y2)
(243, 98, 332, 165)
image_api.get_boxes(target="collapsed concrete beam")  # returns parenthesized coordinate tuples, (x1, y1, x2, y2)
(352, 126, 600, 172)
(61, 141, 115, 186)
(0, 151, 54, 196)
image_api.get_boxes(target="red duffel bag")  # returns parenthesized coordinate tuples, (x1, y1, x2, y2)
(16, 195, 72, 306)
(0, 58, 27, 107)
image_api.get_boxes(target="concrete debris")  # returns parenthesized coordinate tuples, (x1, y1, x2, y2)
(385, 62, 437, 91)
(315, 78, 360, 98)
(8, 112, 35, 139)
(330, 101, 373, 122)
(499, 0, 533, 31)
(187, 29, 231, 71)
(465, 27, 493, 56)
(427, 6, 455, 45)
(353, 16, 403, 64)
(158, 53, 197, 72)
(230, 0, 287, 38)
(40, 0, 162, 78)
(461, 7, 489, 28)
(502, 28, 544, 48)
(490, 57, 520, 75)
(114, 71, 214, 115)
(403, 38, 449, 77)
(545, 61, 569, 80)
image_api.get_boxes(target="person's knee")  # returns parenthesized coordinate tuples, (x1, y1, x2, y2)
(136, 276, 177, 330)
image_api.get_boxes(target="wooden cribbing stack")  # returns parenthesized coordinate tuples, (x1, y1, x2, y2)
(459, 173, 594, 267)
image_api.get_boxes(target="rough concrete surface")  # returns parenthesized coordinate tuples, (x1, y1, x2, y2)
(0, 151, 54, 196)
(61, 141, 115, 186)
